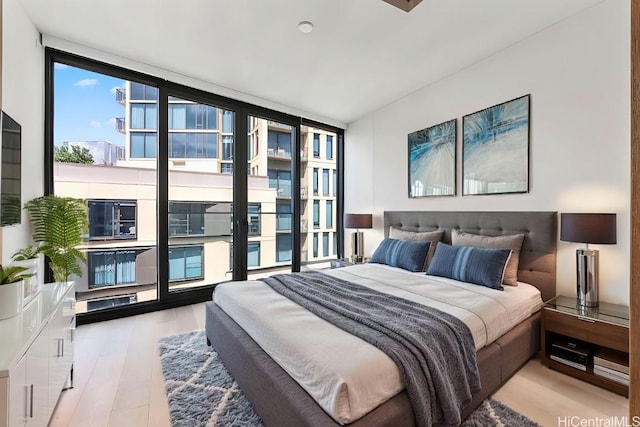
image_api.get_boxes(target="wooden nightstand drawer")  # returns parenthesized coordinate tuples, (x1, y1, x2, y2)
(588, 320, 628, 353)
(543, 309, 588, 341)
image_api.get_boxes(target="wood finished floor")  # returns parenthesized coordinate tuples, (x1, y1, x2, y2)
(49, 302, 629, 427)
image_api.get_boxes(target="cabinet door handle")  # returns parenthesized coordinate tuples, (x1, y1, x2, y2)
(57, 338, 64, 357)
(29, 384, 34, 418)
(577, 317, 596, 323)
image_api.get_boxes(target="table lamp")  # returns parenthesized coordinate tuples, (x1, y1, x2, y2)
(560, 213, 617, 307)
(344, 213, 372, 263)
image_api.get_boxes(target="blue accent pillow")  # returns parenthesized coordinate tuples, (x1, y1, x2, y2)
(369, 238, 431, 272)
(426, 243, 511, 290)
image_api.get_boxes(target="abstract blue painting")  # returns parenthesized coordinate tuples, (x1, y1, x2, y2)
(408, 119, 456, 198)
(462, 95, 530, 195)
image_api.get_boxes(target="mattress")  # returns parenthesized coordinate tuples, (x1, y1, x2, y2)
(214, 263, 542, 425)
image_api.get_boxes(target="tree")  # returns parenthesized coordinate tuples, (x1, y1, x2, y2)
(54, 145, 94, 164)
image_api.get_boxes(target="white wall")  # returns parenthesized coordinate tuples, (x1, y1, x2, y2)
(345, 0, 630, 305)
(2, 0, 45, 263)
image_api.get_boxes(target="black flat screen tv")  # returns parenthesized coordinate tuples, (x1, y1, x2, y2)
(1, 111, 21, 226)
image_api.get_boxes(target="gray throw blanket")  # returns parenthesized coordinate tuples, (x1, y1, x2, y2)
(261, 271, 480, 427)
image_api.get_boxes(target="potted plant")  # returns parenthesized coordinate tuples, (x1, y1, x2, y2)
(24, 195, 88, 283)
(11, 244, 42, 305)
(0, 265, 33, 319)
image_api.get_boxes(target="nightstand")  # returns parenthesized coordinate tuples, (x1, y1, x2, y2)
(541, 296, 629, 396)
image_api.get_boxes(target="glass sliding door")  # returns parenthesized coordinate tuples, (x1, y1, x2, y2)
(300, 126, 339, 268)
(166, 95, 235, 290)
(53, 64, 158, 313)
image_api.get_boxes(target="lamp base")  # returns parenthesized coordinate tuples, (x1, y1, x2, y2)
(576, 248, 599, 307)
(351, 231, 364, 264)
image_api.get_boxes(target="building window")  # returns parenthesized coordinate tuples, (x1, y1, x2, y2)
(169, 104, 217, 130)
(313, 233, 318, 258)
(333, 170, 337, 196)
(276, 202, 292, 231)
(169, 245, 203, 281)
(130, 82, 158, 101)
(169, 202, 207, 236)
(268, 131, 292, 158)
(326, 200, 333, 228)
(248, 242, 260, 267)
(323, 232, 329, 257)
(222, 136, 233, 160)
(323, 169, 330, 195)
(88, 250, 136, 288)
(313, 200, 320, 228)
(230, 242, 261, 268)
(130, 103, 157, 129)
(248, 204, 261, 235)
(221, 163, 233, 174)
(169, 133, 217, 158)
(313, 168, 319, 196)
(88, 200, 137, 240)
(130, 132, 157, 158)
(313, 133, 320, 158)
(276, 234, 292, 262)
(268, 170, 292, 198)
(326, 135, 333, 159)
(169, 201, 241, 237)
(333, 232, 337, 256)
(222, 110, 234, 133)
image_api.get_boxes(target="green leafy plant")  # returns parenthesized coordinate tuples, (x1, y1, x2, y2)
(0, 265, 32, 286)
(24, 195, 88, 282)
(54, 145, 94, 164)
(11, 244, 41, 261)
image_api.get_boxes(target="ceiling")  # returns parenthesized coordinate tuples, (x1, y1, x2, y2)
(18, 0, 603, 126)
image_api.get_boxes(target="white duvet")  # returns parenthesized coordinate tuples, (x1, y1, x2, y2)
(214, 263, 542, 425)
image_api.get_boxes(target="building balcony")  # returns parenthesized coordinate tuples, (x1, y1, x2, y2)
(275, 183, 292, 198)
(267, 148, 292, 160)
(116, 117, 126, 134)
(115, 88, 126, 105)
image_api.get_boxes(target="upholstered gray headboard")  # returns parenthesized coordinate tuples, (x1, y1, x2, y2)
(384, 211, 557, 302)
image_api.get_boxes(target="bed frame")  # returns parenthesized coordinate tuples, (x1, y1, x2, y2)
(205, 211, 557, 426)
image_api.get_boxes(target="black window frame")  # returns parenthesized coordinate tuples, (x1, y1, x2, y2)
(45, 48, 345, 324)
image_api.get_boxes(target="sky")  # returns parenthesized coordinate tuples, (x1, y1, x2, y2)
(53, 63, 126, 147)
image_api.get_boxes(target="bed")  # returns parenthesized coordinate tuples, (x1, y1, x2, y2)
(205, 211, 557, 426)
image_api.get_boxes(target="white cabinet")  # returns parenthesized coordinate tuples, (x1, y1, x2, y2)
(48, 295, 74, 409)
(25, 328, 49, 427)
(0, 282, 75, 427)
(7, 357, 26, 427)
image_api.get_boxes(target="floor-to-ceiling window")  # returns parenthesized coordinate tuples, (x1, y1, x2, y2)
(46, 49, 344, 321)
(166, 94, 235, 290)
(52, 64, 159, 314)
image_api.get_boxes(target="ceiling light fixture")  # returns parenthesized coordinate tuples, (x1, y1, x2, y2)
(298, 21, 314, 33)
